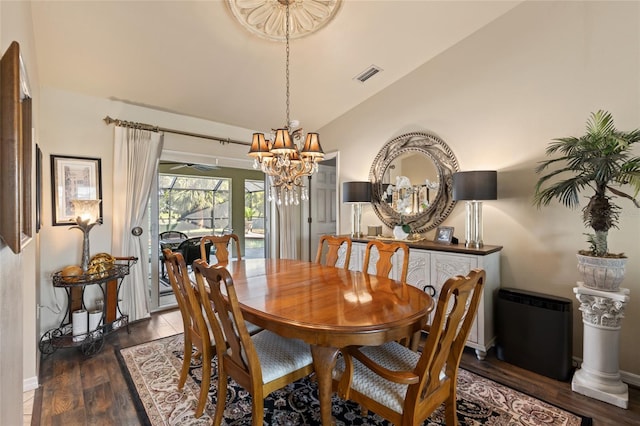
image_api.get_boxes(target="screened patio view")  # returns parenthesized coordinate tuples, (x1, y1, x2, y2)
(155, 173, 266, 307)
(159, 174, 232, 236)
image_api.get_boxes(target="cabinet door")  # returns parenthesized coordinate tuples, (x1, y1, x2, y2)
(430, 253, 478, 292)
(405, 250, 430, 291)
(430, 253, 480, 343)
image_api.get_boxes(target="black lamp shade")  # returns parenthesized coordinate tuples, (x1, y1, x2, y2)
(452, 171, 497, 201)
(343, 181, 371, 203)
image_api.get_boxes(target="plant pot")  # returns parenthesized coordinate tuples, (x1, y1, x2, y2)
(576, 253, 627, 292)
(393, 225, 409, 240)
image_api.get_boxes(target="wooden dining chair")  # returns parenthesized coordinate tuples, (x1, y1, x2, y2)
(162, 248, 213, 418)
(333, 269, 485, 426)
(159, 231, 188, 278)
(200, 233, 241, 265)
(362, 240, 410, 283)
(192, 260, 315, 426)
(315, 235, 352, 269)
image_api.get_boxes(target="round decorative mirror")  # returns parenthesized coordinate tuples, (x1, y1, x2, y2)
(369, 132, 459, 233)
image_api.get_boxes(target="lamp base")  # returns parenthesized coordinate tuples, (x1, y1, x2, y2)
(465, 240, 484, 249)
(351, 203, 364, 240)
(71, 219, 98, 271)
(464, 201, 484, 250)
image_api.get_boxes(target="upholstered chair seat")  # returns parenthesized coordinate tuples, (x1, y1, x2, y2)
(249, 331, 313, 384)
(333, 341, 445, 414)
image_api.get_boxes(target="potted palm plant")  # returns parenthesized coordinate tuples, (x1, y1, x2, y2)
(534, 110, 640, 291)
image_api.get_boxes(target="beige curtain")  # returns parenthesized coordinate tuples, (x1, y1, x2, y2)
(278, 204, 299, 259)
(270, 177, 301, 259)
(112, 126, 164, 321)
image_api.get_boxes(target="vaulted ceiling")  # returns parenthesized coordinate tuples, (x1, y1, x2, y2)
(31, 1, 521, 133)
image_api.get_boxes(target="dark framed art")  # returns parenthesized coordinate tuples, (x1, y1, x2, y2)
(50, 155, 103, 226)
(0, 41, 32, 253)
(435, 226, 454, 244)
(35, 144, 42, 233)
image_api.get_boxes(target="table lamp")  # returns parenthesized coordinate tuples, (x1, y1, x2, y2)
(70, 199, 102, 271)
(343, 181, 371, 238)
(452, 171, 497, 248)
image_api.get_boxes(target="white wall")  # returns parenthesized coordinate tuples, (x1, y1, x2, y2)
(319, 1, 640, 376)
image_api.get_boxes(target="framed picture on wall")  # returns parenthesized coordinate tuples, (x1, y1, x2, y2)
(50, 155, 103, 226)
(434, 226, 454, 244)
(0, 41, 32, 253)
(35, 144, 42, 233)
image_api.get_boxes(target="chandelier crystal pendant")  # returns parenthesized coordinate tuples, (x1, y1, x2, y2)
(248, 0, 324, 206)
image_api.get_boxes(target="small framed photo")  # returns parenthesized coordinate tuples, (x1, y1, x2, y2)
(51, 155, 103, 226)
(435, 226, 454, 244)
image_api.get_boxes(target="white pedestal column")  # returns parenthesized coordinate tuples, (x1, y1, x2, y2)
(571, 284, 630, 409)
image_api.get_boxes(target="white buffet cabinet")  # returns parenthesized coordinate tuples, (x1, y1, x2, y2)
(346, 238, 502, 360)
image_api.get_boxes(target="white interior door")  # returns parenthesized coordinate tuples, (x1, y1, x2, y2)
(309, 160, 337, 261)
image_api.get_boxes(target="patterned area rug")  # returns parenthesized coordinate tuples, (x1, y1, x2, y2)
(117, 334, 591, 426)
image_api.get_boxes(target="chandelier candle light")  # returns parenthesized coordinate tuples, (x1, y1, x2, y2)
(70, 199, 102, 271)
(452, 171, 497, 248)
(248, 0, 324, 206)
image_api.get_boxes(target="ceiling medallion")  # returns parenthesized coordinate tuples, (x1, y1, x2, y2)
(226, 0, 342, 41)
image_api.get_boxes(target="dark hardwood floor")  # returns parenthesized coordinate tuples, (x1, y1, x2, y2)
(460, 350, 640, 426)
(32, 308, 640, 425)
(32, 309, 184, 426)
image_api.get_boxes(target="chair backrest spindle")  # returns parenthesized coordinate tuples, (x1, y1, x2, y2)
(200, 233, 242, 265)
(363, 240, 409, 283)
(315, 235, 352, 269)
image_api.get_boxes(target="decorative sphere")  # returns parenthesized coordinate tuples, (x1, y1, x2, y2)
(88, 253, 116, 277)
(61, 265, 84, 282)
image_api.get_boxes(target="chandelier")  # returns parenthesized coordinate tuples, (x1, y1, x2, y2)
(248, 1, 325, 206)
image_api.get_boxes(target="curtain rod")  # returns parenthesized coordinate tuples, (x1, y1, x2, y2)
(102, 116, 251, 147)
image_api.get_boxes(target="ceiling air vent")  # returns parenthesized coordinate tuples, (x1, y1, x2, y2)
(354, 65, 382, 83)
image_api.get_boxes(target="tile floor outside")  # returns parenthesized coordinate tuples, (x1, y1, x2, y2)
(24, 389, 34, 425)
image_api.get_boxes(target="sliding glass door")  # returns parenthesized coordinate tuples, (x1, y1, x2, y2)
(148, 163, 267, 311)
(156, 174, 231, 306)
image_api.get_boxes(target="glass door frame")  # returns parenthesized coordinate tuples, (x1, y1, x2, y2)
(148, 172, 164, 312)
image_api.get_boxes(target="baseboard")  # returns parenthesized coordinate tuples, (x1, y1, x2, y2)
(573, 356, 640, 387)
(23, 376, 39, 392)
(620, 370, 640, 387)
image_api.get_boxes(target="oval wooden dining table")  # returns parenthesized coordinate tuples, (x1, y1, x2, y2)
(222, 258, 434, 425)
